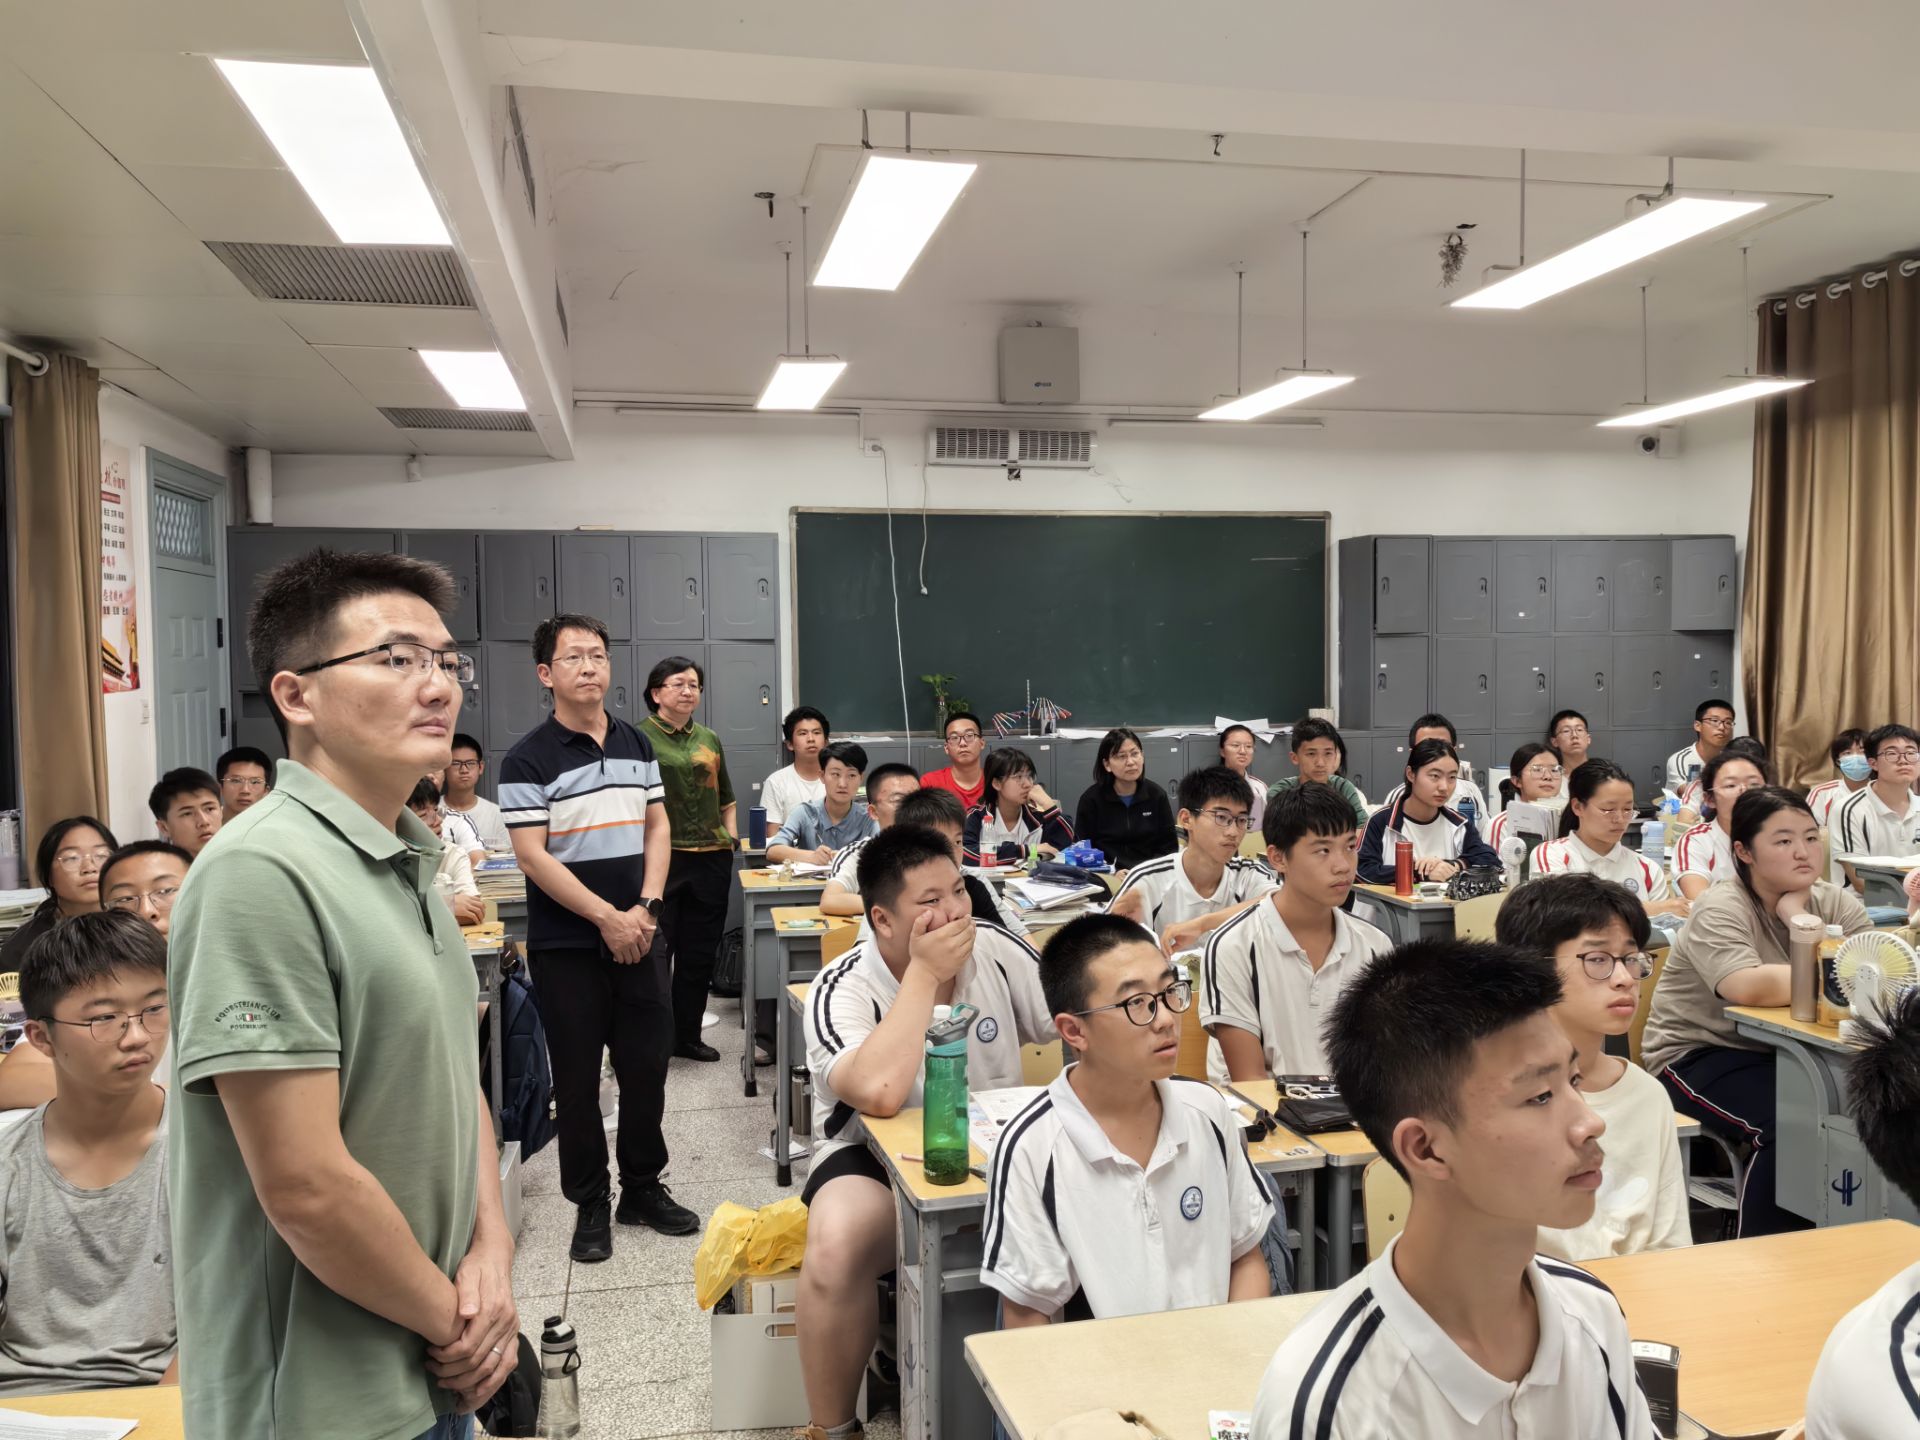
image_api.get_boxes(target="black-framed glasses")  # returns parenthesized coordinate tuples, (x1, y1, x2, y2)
(1196, 808, 1252, 832)
(295, 642, 474, 685)
(447, 759, 483, 773)
(39, 1003, 169, 1044)
(106, 886, 181, 913)
(1074, 978, 1193, 1027)
(1575, 951, 1655, 981)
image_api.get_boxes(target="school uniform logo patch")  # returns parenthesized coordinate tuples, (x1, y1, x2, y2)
(1624, 877, 1642, 894)
(1180, 1185, 1204, 1220)
(975, 1015, 1000, 1043)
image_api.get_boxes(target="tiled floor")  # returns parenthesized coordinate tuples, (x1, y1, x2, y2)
(493, 996, 902, 1440)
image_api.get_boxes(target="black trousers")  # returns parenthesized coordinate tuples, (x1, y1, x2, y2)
(662, 848, 736, 1045)
(528, 943, 671, 1207)
(1660, 1045, 1812, 1238)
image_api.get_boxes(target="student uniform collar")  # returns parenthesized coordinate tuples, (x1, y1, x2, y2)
(1865, 785, 1920, 821)
(1368, 1235, 1568, 1424)
(1257, 895, 1365, 962)
(1565, 832, 1614, 868)
(1046, 1068, 1187, 1174)
(271, 758, 439, 865)
(1383, 794, 1467, 835)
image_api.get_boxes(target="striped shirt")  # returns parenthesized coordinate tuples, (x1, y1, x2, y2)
(1530, 833, 1670, 901)
(1833, 785, 1920, 865)
(499, 712, 665, 949)
(1805, 779, 1855, 829)
(1665, 743, 1703, 793)
(1105, 852, 1277, 949)
(1805, 1259, 1920, 1439)
(1671, 821, 1733, 890)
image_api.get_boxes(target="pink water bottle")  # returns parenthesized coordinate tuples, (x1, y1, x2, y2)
(1394, 840, 1414, 896)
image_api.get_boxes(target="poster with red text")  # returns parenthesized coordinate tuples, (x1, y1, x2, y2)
(101, 442, 139, 693)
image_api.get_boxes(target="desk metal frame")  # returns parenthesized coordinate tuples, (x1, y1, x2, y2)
(739, 872, 828, 1096)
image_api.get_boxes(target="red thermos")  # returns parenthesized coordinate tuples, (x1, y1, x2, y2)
(1394, 839, 1414, 896)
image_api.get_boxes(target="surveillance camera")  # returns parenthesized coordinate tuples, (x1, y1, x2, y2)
(1636, 433, 1660, 455)
(1636, 426, 1680, 458)
(1004, 460, 1023, 481)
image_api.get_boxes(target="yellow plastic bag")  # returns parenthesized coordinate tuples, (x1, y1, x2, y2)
(694, 1197, 811, 1310)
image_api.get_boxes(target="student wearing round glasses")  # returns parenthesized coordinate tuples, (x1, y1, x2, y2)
(1530, 760, 1688, 919)
(1546, 710, 1593, 795)
(1106, 767, 1277, 957)
(99, 842, 193, 939)
(0, 816, 119, 973)
(1490, 743, 1566, 841)
(215, 747, 275, 823)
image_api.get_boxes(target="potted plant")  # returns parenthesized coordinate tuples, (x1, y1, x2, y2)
(920, 673, 969, 731)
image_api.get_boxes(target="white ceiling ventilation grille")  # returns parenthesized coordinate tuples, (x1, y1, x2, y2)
(926, 423, 1096, 469)
(206, 242, 474, 307)
(379, 406, 533, 432)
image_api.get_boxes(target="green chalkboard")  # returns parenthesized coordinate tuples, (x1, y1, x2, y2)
(794, 510, 1326, 731)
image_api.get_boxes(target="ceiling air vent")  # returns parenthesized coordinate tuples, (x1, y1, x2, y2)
(1017, 428, 1095, 468)
(207, 242, 474, 307)
(927, 425, 1011, 467)
(380, 407, 533, 432)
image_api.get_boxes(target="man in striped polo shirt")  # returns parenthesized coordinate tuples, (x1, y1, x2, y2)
(501, 613, 696, 1263)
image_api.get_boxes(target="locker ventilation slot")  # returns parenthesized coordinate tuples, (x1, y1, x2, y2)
(380, 407, 534, 432)
(206, 242, 474, 307)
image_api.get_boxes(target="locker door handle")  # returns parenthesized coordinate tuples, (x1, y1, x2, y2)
(1709, 668, 1721, 686)
(1534, 673, 1547, 693)
(1594, 671, 1607, 691)
(1654, 575, 1666, 595)
(757, 578, 770, 599)
(536, 576, 551, 599)
(1536, 576, 1548, 596)
(1650, 669, 1664, 691)
(614, 685, 628, 707)
(1717, 574, 1731, 594)
(759, 685, 771, 706)
(1380, 576, 1391, 596)
(1376, 668, 1389, 693)
(1477, 673, 1489, 695)
(1478, 577, 1489, 595)
(1596, 576, 1606, 594)
(688, 578, 700, 599)
(613, 577, 627, 599)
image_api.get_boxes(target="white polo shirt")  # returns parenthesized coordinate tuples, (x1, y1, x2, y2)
(444, 795, 510, 852)
(1200, 897, 1393, 1079)
(1670, 821, 1733, 890)
(1251, 1236, 1656, 1440)
(1805, 779, 1860, 830)
(1805, 1259, 1920, 1439)
(980, 1072, 1273, 1321)
(823, 836, 871, 893)
(1833, 785, 1920, 863)
(1529, 834, 1670, 901)
(802, 922, 1057, 1169)
(1106, 852, 1278, 948)
(1664, 743, 1702, 793)
(759, 764, 825, 828)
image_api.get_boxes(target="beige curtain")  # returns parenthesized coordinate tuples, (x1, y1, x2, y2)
(1743, 259, 1920, 790)
(8, 354, 110, 838)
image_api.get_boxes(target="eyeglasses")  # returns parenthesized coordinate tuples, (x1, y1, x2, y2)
(946, 731, 981, 745)
(1575, 951, 1655, 981)
(1522, 765, 1565, 780)
(1196, 808, 1253, 831)
(657, 679, 703, 693)
(295, 642, 474, 685)
(1074, 979, 1194, 1027)
(39, 1003, 169, 1044)
(549, 652, 609, 671)
(221, 776, 268, 791)
(54, 848, 112, 871)
(1699, 717, 1736, 731)
(447, 759, 483, 773)
(1586, 806, 1636, 819)
(106, 886, 181, 913)
(1553, 724, 1590, 739)
(1876, 749, 1920, 764)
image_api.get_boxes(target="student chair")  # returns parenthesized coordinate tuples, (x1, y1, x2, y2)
(1238, 832, 1268, 861)
(1627, 947, 1666, 1069)
(1020, 1041, 1068, 1087)
(1635, 948, 1744, 1229)
(1361, 1158, 1411, 1262)
(1451, 890, 1508, 941)
(1175, 994, 1212, 1080)
(821, 920, 861, 969)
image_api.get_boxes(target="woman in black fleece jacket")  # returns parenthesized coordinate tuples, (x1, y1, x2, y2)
(1073, 727, 1178, 870)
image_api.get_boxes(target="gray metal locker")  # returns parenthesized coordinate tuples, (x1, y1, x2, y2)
(1454, 733, 1495, 788)
(1373, 537, 1430, 634)
(1579, 728, 1615, 769)
(1551, 540, 1611, 633)
(1672, 537, 1738, 630)
(631, 642, 708, 728)
(1433, 540, 1493, 634)
(1611, 730, 1674, 801)
(479, 535, 556, 642)
(632, 535, 706, 641)
(705, 536, 778, 641)
(911, 737, 951, 777)
(1145, 738, 1185, 796)
(1495, 732, 1544, 775)
(1493, 636, 1554, 731)
(1181, 734, 1224, 778)
(1337, 733, 1375, 798)
(480, 642, 552, 755)
(850, 739, 913, 776)
(1672, 634, 1735, 724)
(726, 745, 781, 813)
(454, 643, 487, 747)
(707, 642, 778, 747)
(233, 693, 287, 763)
(1373, 734, 1413, 797)
(1611, 635, 1672, 729)
(557, 535, 633, 641)
(1049, 738, 1106, 798)
(402, 531, 480, 644)
(1014, 740, 1059, 798)
(1552, 635, 1612, 727)
(230, 529, 396, 660)
(1371, 636, 1430, 733)
(1611, 539, 1671, 632)
(602, 646, 639, 727)
(1494, 540, 1552, 633)
(1433, 636, 1495, 732)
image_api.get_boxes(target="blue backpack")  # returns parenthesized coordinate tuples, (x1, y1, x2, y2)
(481, 957, 556, 1161)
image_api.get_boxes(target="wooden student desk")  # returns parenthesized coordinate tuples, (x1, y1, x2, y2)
(737, 867, 831, 1097)
(767, 906, 858, 1185)
(968, 1220, 1920, 1440)
(2, 1384, 184, 1436)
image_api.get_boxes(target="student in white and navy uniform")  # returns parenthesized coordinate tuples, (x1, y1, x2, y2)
(816, 763, 921, 921)
(962, 748, 1074, 865)
(1805, 727, 1871, 829)
(1529, 760, 1686, 918)
(1251, 937, 1655, 1440)
(1672, 748, 1770, 899)
(1107, 766, 1276, 956)
(1664, 699, 1735, 792)
(824, 786, 1029, 944)
(1357, 740, 1503, 885)
(982, 915, 1274, 1327)
(1831, 724, 1920, 889)
(797, 827, 1057, 1440)
(1204, 783, 1392, 1082)
(1804, 986, 1920, 1439)
(1378, 714, 1494, 840)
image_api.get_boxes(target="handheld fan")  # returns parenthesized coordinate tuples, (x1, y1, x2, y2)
(1832, 930, 1919, 1039)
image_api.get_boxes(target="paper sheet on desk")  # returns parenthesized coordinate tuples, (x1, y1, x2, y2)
(0, 1412, 137, 1439)
(783, 862, 834, 878)
(969, 1086, 1044, 1156)
(1848, 855, 1920, 869)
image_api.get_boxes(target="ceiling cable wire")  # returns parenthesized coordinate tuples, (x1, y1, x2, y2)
(1299, 227, 1311, 371)
(1640, 284, 1651, 406)
(782, 243, 793, 355)
(799, 201, 812, 356)
(1740, 246, 1751, 376)
(1234, 265, 1245, 395)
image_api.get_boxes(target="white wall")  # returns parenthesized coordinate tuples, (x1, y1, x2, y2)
(268, 402, 1754, 722)
(98, 387, 230, 841)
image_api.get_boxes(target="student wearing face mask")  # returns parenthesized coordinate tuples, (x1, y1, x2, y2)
(1806, 728, 1872, 829)
(1832, 724, 1920, 893)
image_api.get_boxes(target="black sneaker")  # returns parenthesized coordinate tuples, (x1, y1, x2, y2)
(570, 1199, 613, 1263)
(618, 1181, 699, 1236)
(674, 1039, 720, 1062)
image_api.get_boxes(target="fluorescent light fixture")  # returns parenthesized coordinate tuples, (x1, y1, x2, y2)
(214, 58, 449, 245)
(1198, 372, 1355, 421)
(812, 154, 977, 290)
(1597, 376, 1807, 427)
(419, 350, 526, 410)
(757, 356, 848, 410)
(1452, 196, 1766, 311)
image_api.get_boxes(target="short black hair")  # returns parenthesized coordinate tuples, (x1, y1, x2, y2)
(449, 732, 484, 759)
(896, 787, 966, 831)
(19, 910, 168, 1022)
(855, 825, 959, 912)
(986, 747, 1037, 799)
(98, 841, 194, 896)
(533, 613, 610, 668)
(1829, 728, 1869, 764)
(409, 776, 443, 808)
(1727, 786, 1815, 895)
(33, 817, 118, 890)
(1289, 717, 1347, 764)
(822, 740, 869, 775)
(1328, 938, 1564, 1180)
(1408, 713, 1458, 746)
(215, 746, 275, 783)
(1695, 699, 1736, 723)
(1177, 766, 1254, 817)
(1847, 986, 1920, 1210)
(643, 654, 704, 713)
(1041, 913, 1163, 1019)
(148, 768, 220, 821)
(1404, 738, 1458, 779)
(1092, 729, 1143, 788)
(1263, 779, 1360, 853)
(247, 547, 456, 742)
(866, 763, 919, 798)
(1494, 872, 1651, 957)
(783, 706, 831, 743)
(1547, 709, 1589, 746)
(943, 710, 984, 738)
(1868, 723, 1920, 759)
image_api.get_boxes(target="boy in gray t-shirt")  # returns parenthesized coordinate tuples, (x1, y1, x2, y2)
(0, 911, 174, 1394)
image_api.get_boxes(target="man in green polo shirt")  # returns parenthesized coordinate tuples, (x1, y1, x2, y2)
(168, 548, 516, 1440)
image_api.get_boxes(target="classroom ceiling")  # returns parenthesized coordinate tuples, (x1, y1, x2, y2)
(3, 0, 1920, 450)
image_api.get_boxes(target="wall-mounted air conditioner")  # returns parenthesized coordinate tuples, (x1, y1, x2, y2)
(926, 423, 1097, 469)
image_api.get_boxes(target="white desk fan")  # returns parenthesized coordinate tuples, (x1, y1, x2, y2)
(1831, 930, 1920, 1041)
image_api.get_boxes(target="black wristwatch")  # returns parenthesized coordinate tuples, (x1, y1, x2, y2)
(641, 897, 663, 918)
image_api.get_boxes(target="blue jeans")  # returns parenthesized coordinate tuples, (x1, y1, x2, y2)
(414, 1415, 473, 1440)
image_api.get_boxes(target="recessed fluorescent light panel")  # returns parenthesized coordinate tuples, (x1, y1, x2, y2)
(1198, 373, 1355, 421)
(215, 58, 450, 245)
(1452, 196, 1766, 311)
(757, 357, 848, 410)
(812, 155, 977, 290)
(1597, 376, 1807, 427)
(419, 350, 526, 410)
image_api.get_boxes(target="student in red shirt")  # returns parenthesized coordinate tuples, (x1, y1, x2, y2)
(919, 711, 988, 809)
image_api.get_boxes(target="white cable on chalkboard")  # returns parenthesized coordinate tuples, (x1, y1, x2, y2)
(874, 442, 913, 736)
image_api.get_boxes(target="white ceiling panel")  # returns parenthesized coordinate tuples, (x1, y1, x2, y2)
(168, 364, 370, 411)
(273, 304, 492, 349)
(131, 164, 336, 246)
(14, 49, 284, 170)
(99, 370, 251, 443)
(0, 234, 244, 301)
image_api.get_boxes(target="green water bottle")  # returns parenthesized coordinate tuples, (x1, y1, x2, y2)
(922, 1003, 977, 1186)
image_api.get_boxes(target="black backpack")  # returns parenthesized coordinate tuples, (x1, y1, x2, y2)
(480, 954, 557, 1160)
